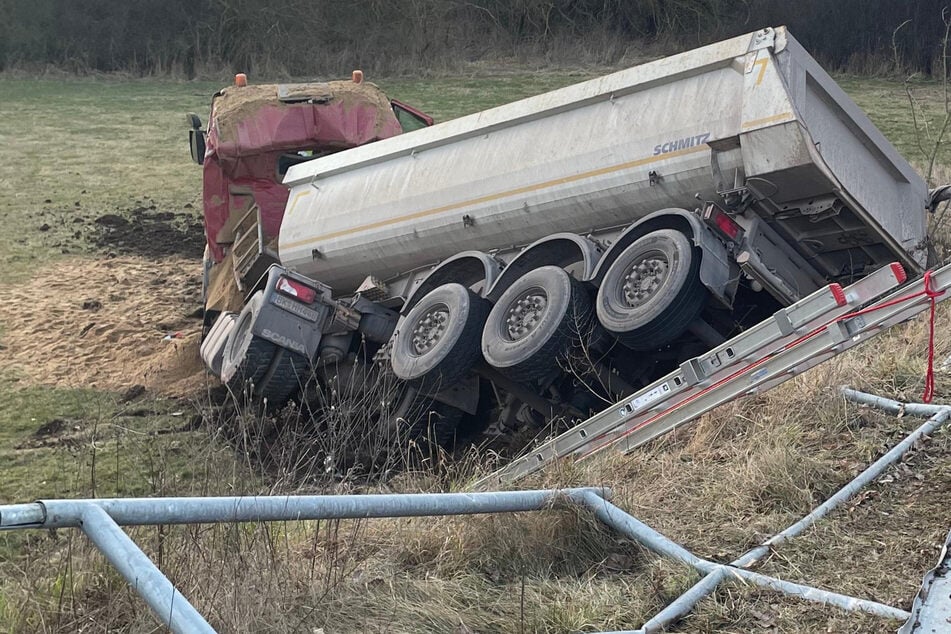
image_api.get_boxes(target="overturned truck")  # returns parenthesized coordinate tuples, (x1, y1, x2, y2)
(192, 27, 935, 448)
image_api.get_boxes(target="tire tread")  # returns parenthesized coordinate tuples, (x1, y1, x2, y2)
(495, 275, 592, 383)
(260, 350, 311, 409)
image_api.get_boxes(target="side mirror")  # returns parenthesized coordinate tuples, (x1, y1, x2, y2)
(186, 113, 206, 164)
(189, 129, 206, 165)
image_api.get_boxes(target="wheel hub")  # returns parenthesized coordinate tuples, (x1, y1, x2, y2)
(622, 254, 669, 307)
(503, 287, 548, 341)
(410, 303, 450, 355)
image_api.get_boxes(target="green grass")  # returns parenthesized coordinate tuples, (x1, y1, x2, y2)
(378, 70, 605, 121)
(0, 377, 244, 495)
(0, 78, 218, 274)
(838, 75, 951, 178)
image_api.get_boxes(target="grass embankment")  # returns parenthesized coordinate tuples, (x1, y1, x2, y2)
(0, 71, 949, 632)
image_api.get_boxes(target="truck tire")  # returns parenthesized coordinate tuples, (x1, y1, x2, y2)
(253, 347, 311, 410)
(390, 283, 490, 394)
(221, 292, 276, 394)
(596, 229, 706, 351)
(481, 265, 592, 382)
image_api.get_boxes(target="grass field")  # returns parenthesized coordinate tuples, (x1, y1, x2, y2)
(1, 69, 951, 632)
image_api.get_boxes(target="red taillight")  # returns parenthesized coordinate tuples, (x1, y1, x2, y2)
(713, 211, 741, 240)
(703, 205, 743, 241)
(890, 262, 907, 284)
(277, 276, 317, 303)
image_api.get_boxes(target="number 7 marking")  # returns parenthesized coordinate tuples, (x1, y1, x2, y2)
(753, 58, 769, 86)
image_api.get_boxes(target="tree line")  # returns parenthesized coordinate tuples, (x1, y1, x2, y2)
(0, 0, 948, 77)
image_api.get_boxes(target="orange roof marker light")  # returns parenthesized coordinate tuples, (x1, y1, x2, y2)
(352, 70, 364, 84)
(234, 73, 248, 87)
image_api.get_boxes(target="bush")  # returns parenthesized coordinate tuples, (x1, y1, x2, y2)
(2, 0, 950, 77)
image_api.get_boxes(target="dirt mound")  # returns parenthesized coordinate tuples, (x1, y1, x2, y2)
(0, 255, 208, 395)
(16, 418, 82, 450)
(32, 418, 69, 438)
(92, 206, 206, 259)
(32, 201, 205, 260)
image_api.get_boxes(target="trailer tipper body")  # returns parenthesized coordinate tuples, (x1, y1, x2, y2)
(280, 27, 927, 297)
(196, 27, 936, 447)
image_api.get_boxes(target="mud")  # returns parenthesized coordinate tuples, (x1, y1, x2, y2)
(16, 418, 82, 450)
(32, 418, 70, 438)
(35, 202, 205, 260)
(92, 206, 206, 259)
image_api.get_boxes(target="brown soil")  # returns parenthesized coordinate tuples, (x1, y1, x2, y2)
(92, 206, 206, 259)
(0, 255, 206, 396)
(35, 202, 205, 260)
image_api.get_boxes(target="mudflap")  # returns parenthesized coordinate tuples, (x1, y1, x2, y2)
(200, 311, 239, 378)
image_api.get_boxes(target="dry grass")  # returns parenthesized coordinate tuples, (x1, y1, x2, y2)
(4, 301, 951, 632)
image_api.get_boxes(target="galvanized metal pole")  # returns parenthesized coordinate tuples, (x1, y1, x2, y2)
(1, 488, 609, 530)
(608, 387, 946, 633)
(574, 490, 910, 622)
(0, 475, 920, 631)
(629, 570, 727, 633)
(840, 387, 947, 417)
(80, 504, 215, 634)
(0, 503, 46, 528)
(0, 488, 609, 634)
(607, 559, 911, 634)
(722, 566, 910, 620)
(569, 490, 711, 571)
(744, 403, 951, 562)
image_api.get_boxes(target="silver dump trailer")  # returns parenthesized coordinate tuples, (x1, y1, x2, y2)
(203, 27, 935, 442)
(280, 26, 927, 297)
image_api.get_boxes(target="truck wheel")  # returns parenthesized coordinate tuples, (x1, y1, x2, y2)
(258, 348, 311, 409)
(596, 229, 706, 351)
(221, 292, 276, 394)
(391, 283, 490, 394)
(481, 265, 592, 382)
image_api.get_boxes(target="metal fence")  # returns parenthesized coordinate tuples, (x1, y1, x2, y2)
(0, 387, 944, 632)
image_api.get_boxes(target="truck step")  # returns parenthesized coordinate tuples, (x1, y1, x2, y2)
(231, 205, 279, 288)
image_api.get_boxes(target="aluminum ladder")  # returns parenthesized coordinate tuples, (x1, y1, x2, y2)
(477, 260, 950, 488)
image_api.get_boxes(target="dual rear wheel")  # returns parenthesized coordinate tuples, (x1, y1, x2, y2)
(390, 228, 708, 388)
(390, 283, 490, 393)
(391, 266, 593, 390)
(221, 291, 311, 409)
(481, 266, 593, 382)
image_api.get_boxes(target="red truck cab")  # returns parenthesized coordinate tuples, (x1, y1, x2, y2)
(188, 74, 432, 331)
